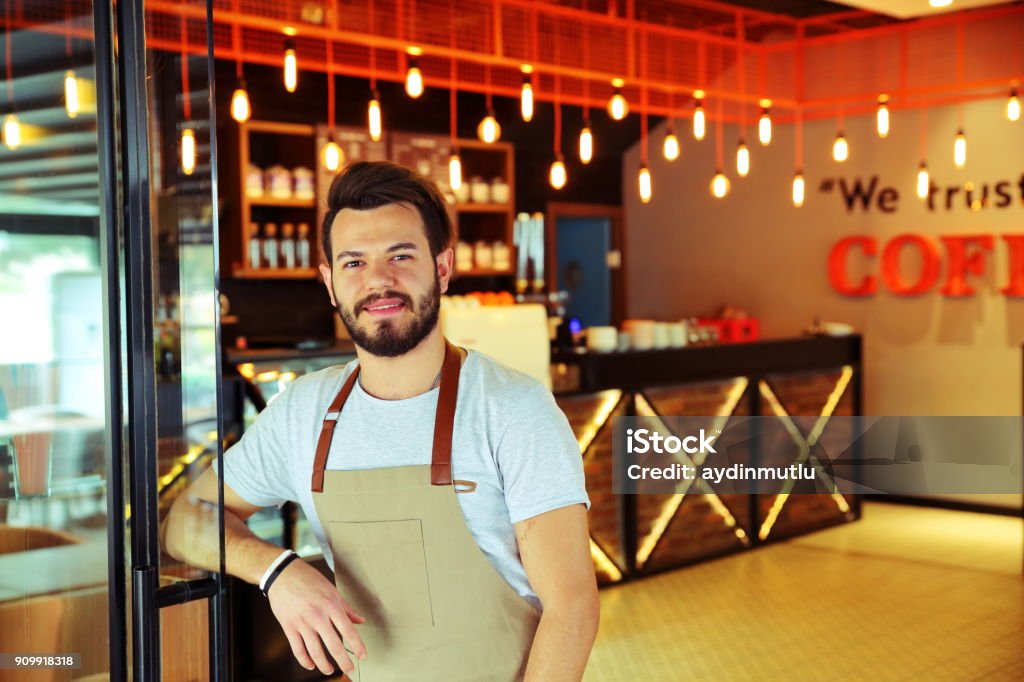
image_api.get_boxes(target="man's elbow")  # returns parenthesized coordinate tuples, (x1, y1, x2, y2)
(545, 585, 601, 638)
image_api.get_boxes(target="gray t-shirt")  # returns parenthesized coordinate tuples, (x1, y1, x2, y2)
(221, 349, 590, 609)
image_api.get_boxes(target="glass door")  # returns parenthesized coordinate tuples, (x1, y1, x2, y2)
(0, 0, 227, 680)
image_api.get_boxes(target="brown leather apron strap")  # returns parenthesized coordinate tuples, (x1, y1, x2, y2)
(430, 341, 462, 486)
(311, 368, 360, 493)
(310, 340, 463, 493)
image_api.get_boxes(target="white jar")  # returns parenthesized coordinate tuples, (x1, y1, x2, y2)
(491, 178, 510, 204)
(470, 176, 490, 203)
(293, 166, 315, 200)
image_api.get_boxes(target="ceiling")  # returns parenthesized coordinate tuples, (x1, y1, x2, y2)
(719, 0, 1019, 20)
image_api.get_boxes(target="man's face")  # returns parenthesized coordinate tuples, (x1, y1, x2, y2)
(319, 203, 453, 358)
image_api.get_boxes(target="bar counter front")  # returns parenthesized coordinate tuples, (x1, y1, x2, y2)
(552, 334, 863, 585)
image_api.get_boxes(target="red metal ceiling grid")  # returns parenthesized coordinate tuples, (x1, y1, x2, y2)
(7, 0, 1024, 123)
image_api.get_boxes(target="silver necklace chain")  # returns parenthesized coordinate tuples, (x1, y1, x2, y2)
(358, 366, 443, 394)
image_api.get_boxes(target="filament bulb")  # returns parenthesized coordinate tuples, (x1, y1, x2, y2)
(322, 139, 342, 172)
(663, 130, 680, 161)
(607, 79, 628, 121)
(736, 141, 750, 178)
(3, 113, 22, 150)
(283, 42, 297, 93)
(792, 172, 805, 208)
(477, 111, 501, 144)
(521, 77, 534, 122)
(916, 162, 930, 199)
(693, 101, 706, 141)
(1008, 89, 1021, 122)
(231, 83, 251, 123)
(876, 96, 890, 138)
(953, 129, 966, 169)
(405, 60, 424, 99)
(368, 96, 382, 141)
(758, 107, 772, 145)
(832, 132, 849, 162)
(549, 157, 567, 189)
(579, 126, 593, 164)
(449, 154, 462, 192)
(710, 171, 729, 199)
(638, 164, 652, 203)
(181, 128, 196, 175)
(65, 70, 80, 119)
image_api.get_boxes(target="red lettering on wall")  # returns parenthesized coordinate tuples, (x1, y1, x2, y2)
(828, 236, 878, 296)
(1001, 235, 1024, 296)
(880, 235, 941, 296)
(939, 235, 994, 296)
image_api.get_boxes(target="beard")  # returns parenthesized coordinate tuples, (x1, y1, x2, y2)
(335, 277, 441, 358)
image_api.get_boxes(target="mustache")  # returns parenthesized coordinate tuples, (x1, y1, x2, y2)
(356, 290, 414, 312)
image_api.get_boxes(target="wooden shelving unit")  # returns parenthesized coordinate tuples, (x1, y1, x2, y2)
(236, 120, 318, 279)
(451, 139, 515, 282)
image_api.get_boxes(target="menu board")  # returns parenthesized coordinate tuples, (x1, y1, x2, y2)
(388, 131, 453, 196)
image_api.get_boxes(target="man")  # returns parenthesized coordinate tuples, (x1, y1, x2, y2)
(162, 161, 599, 681)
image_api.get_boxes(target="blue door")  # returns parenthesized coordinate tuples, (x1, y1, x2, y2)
(555, 216, 613, 327)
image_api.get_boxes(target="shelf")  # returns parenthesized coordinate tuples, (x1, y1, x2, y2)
(455, 267, 515, 277)
(454, 203, 513, 214)
(233, 267, 320, 280)
(247, 196, 316, 208)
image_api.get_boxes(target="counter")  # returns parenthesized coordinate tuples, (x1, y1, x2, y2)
(553, 335, 863, 584)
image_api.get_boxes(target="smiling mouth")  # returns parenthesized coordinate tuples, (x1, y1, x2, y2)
(362, 299, 407, 316)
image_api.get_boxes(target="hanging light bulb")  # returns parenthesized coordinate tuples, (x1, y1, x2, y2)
(1007, 89, 1021, 122)
(521, 67, 534, 122)
(322, 137, 343, 172)
(477, 109, 501, 144)
(663, 128, 680, 161)
(876, 95, 890, 138)
(953, 128, 966, 169)
(607, 78, 628, 121)
(181, 128, 196, 175)
(449, 153, 462, 191)
(758, 101, 772, 145)
(230, 80, 251, 123)
(368, 93, 382, 141)
(283, 39, 298, 93)
(792, 171, 805, 208)
(638, 164, 652, 203)
(549, 155, 567, 189)
(579, 124, 593, 164)
(916, 161, 930, 199)
(832, 132, 849, 162)
(693, 96, 706, 141)
(405, 50, 424, 99)
(736, 140, 750, 177)
(3, 114, 22, 150)
(64, 70, 80, 119)
(710, 170, 729, 199)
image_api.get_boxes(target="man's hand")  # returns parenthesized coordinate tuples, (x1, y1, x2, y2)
(267, 557, 368, 677)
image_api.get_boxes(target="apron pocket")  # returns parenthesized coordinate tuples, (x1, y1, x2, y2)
(328, 519, 435, 630)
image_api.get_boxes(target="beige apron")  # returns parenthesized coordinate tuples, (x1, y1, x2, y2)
(311, 341, 541, 682)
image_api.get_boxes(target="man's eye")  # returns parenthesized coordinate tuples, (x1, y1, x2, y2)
(393, 254, 412, 261)
(342, 261, 364, 268)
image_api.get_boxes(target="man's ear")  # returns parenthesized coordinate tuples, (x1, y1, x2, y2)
(318, 263, 338, 307)
(436, 247, 455, 294)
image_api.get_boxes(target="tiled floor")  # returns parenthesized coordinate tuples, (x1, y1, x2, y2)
(584, 502, 1023, 681)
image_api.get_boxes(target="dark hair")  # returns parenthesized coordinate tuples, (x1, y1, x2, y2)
(320, 161, 454, 264)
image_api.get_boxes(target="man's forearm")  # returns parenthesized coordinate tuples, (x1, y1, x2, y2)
(524, 600, 600, 682)
(161, 494, 283, 585)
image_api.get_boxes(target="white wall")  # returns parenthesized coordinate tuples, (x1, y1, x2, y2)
(623, 97, 1024, 418)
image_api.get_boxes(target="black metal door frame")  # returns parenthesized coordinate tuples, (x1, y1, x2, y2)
(95, 0, 229, 679)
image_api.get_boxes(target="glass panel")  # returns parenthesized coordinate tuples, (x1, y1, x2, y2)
(144, 1, 221, 679)
(0, 1, 114, 679)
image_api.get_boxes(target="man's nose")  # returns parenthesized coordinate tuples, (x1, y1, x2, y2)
(365, 258, 396, 289)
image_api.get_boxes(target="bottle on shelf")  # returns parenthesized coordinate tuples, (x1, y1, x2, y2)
(248, 222, 262, 269)
(297, 223, 311, 269)
(263, 223, 279, 269)
(281, 222, 297, 269)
